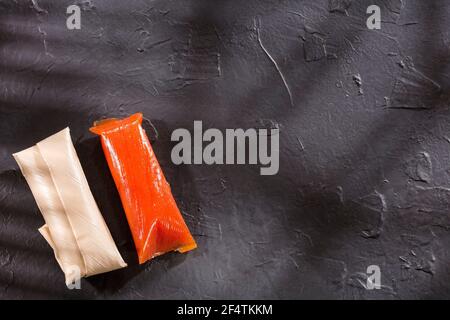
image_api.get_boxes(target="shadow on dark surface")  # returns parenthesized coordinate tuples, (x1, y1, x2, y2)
(75, 137, 140, 292)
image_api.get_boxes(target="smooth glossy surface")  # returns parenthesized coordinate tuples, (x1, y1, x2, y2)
(91, 113, 197, 264)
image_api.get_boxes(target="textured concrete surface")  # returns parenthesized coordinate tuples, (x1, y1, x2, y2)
(1, 0, 450, 299)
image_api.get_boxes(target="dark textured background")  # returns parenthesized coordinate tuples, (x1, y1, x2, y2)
(1, 0, 450, 299)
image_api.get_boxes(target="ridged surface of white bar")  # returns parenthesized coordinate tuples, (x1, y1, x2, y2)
(13, 128, 126, 285)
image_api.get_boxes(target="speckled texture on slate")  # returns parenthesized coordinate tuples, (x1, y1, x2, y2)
(0, 0, 450, 299)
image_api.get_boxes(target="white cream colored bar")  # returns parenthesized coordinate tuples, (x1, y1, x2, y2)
(13, 128, 126, 285)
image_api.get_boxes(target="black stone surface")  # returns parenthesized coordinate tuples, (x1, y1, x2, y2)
(1, 0, 450, 299)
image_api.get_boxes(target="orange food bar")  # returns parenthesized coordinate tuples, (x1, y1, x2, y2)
(90, 113, 197, 264)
